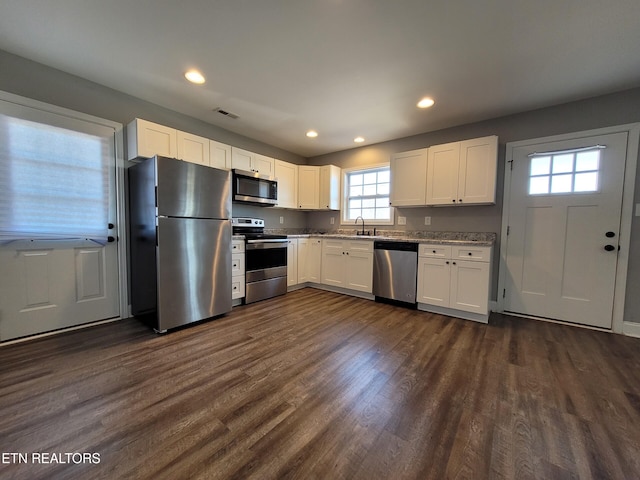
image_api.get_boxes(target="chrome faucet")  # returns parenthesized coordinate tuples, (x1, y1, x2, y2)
(355, 216, 365, 235)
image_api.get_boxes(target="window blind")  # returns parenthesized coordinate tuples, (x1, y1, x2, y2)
(0, 112, 113, 242)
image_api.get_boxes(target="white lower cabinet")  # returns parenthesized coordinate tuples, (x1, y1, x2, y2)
(417, 244, 492, 322)
(306, 238, 322, 283)
(287, 238, 298, 286)
(231, 240, 245, 301)
(321, 239, 373, 293)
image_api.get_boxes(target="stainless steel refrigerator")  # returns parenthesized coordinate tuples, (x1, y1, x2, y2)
(128, 156, 232, 332)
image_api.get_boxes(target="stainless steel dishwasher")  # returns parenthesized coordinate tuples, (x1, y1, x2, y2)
(373, 241, 418, 306)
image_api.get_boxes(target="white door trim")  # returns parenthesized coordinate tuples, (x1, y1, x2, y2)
(497, 123, 640, 334)
(0, 90, 129, 328)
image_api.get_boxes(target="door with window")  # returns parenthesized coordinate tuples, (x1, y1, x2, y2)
(0, 99, 120, 341)
(503, 131, 628, 328)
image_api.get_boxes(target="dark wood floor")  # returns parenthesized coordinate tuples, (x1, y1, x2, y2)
(1, 288, 639, 479)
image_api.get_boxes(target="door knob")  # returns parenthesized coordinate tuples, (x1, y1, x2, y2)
(605, 231, 616, 238)
(604, 244, 615, 251)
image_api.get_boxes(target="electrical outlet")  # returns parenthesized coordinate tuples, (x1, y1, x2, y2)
(424, 216, 431, 226)
(398, 216, 406, 225)
(279, 216, 284, 224)
(330, 217, 335, 225)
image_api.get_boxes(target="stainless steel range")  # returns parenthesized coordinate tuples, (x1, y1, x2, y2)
(232, 217, 288, 304)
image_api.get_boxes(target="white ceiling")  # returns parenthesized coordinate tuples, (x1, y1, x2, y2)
(1, 0, 640, 157)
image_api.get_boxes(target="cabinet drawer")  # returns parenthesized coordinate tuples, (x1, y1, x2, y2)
(451, 246, 491, 262)
(232, 240, 245, 253)
(419, 244, 452, 258)
(347, 240, 373, 253)
(231, 277, 245, 299)
(232, 253, 245, 276)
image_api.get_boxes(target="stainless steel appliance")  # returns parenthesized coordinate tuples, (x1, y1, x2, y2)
(373, 240, 418, 306)
(232, 218, 287, 303)
(232, 169, 278, 206)
(128, 156, 232, 332)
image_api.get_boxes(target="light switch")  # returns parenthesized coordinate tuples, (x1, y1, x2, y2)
(330, 217, 335, 225)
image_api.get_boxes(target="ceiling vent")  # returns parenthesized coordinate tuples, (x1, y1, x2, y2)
(212, 107, 239, 120)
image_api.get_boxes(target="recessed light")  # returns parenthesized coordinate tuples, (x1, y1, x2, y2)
(185, 69, 206, 84)
(417, 97, 435, 108)
(354, 136, 365, 143)
(306, 130, 318, 138)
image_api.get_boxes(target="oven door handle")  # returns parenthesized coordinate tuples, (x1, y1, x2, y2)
(246, 239, 289, 244)
(246, 240, 288, 250)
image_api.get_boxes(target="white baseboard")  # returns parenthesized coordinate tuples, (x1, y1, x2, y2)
(623, 321, 640, 338)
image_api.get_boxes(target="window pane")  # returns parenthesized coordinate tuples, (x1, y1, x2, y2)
(377, 170, 390, 183)
(574, 172, 598, 192)
(362, 198, 375, 208)
(375, 207, 390, 219)
(552, 154, 574, 174)
(377, 182, 389, 195)
(363, 184, 376, 196)
(529, 176, 549, 194)
(551, 174, 572, 193)
(531, 156, 551, 175)
(348, 208, 361, 220)
(362, 208, 375, 219)
(363, 172, 377, 185)
(576, 151, 599, 172)
(350, 174, 363, 186)
(349, 198, 361, 209)
(376, 197, 389, 208)
(349, 185, 362, 197)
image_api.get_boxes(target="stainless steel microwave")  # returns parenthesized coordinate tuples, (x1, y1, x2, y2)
(232, 169, 278, 206)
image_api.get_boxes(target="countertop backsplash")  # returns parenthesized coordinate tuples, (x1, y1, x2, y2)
(264, 228, 497, 244)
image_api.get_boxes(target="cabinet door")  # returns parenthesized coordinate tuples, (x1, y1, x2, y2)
(458, 136, 498, 204)
(390, 149, 428, 206)
(298, 166, 320, 209)
(128, 119, 177, 160)
(210, 140, 232, 170)
(450, 260, 490, 314)
(307, 238, 322, 283)
(274, 160, 298, 209)
(426, 142, 460, 205)
(319, 165, 341, 210)
(287, 239, 298, 286)
(177, 131, 210, 166)
(321, 239, 345, 287)
(231, 147, 253, 171)
(252, 154, 275, 176)
(417, 257, 450, 306)
(345, 251, 373, 293)
(297, 238, 309, 283)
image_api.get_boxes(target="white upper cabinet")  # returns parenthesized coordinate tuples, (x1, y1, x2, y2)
(426, 141, 460, 205)
(457, 136, 498, 204)
(176, 131, 210, 166)
(274, 159, 298, 209)
(298, 166, 320, 209)
(210, 140, 232, 170)
(390, 148, 428, 206)
(319, 165, 341, 210)
(297, 165, 340, 210)
(231, 147, 275, 176)
(127, 118, 177, 160)
(426, 135, 498, 205)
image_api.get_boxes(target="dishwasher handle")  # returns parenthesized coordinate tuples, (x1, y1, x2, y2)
(374, 241, 418, 252)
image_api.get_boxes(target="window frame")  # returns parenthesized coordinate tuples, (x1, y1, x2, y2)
(341, 163, 394, 226)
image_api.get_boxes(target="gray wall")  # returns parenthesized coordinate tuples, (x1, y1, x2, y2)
(307, 88, 640, 323)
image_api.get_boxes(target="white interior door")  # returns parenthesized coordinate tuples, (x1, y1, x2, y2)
(0, 101, 120, 341)
(503, 132, 628, 328)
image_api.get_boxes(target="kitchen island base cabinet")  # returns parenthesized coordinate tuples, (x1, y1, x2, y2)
(321, 239, 373, 294)
(417, 244, 492, 323)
